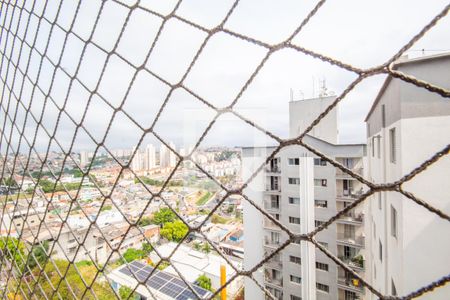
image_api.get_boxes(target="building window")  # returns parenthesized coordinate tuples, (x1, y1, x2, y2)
(290, 295, 301, 300)
(373, 220, 376, 239)
(315, 220, 325, 227)
(389, 127, 396, 163)
(289, 217, 300, 224)
(379, 240, 383, 262)
(267, 287, 282, 299)
(270, 195, 280, 209)
(290, 275, 302, 284)
(372, 136, 375, 157)
(271, 213, 280, 221)
(316, 283, 329, 293)
(318, 241, 328, 249)
(314, 200, 327, 208)
(377, 136, 381, 158)
(392, 279, 397, 296)
(314, 179, 327, 187)
(374, 265, 376, 279)
(344, 291, 357, 300)
(391, 205, 398, 238)
(271, 232, 280, 244)
(314, 158, 327, 166)
(316, 262, 329, 271)
(378, 193, 382, 210)
(288, 197, 300, 205)
(289, 255, 301, 265)
(288, 178, 300, 185)
(288, 158, 300, 165)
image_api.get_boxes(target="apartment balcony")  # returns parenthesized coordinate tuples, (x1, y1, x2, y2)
(263, 218, 281, 230)
(264, 200, 280, 212)
(336, 233, 365, 248)
(264, 236, 281, 249)
(337, 212, 364, 225)
(336, 190, 362, 202)
(336, 167, 363, 179)
(265, 166, 281, 174)
(265, 255, 283, 270)
(265, 185, 281, 193)
(338, 277, 365, 294)
(264, 269, 283, 287)
(338, 255, 365, 271)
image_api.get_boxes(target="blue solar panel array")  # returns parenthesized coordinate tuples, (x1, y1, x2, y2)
(118, 261, 213, 300)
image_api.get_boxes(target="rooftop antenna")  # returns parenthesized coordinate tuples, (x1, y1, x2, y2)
(299, 90, 304, 100)
(318, 78, 327, 97)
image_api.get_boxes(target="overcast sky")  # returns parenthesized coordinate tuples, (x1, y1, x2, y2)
(1, 0, 449, 154)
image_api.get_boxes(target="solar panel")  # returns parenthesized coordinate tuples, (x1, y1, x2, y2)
(119, 267, 132, 276)
(120, 262, 212, 299)
(193, 286, 209, 297)
(130, 261, 146, 269)
(170, 277, 186, 287)
(147, 278, 166, 290)
(176, 290, 196, 300)
(160, 283, 184, 298)
(156, 271, 173, 281)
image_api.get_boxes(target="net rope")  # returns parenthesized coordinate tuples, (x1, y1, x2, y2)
(0, 0, 449, 299)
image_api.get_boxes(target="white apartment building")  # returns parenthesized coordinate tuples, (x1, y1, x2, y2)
(80, 151, 89, 168)
(243, 96, 367, 300)
(365, 53, 450, 299)
(131, 146, 143, 172)
(131, 144, 157, 172)
(144, 144, 157, 170)
(159, 143, 170, 168)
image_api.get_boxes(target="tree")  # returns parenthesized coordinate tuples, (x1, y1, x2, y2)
(27, 241, 49, 271)
(0, 237, 26, 272)
(119, 285, 137, 300)
(160, 220, 188, 242)
(122, 248, 145, 263)
(137, 216, 152, 227)
(196, 274, 212, 291)
(211, 214, 227, 224)
(25, 259, 116, 299)
(152, 207, 176, 225)
(1, 177, 17, 187)
(141, 243, 153, 255)
(202, 243, 211, 254)
(193, 242, 201, 251)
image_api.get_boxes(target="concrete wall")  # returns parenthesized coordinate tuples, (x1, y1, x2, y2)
(289, 96, 338, 144)
(365, 54, 450, 299)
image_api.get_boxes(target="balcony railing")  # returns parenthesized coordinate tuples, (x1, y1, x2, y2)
(337, 233, 365, 248)
(338, 255, 365, 270)
(263, 218, 281, 230)
(265, 255, 283, 270)
(338, 277, 365, 293)
(264, 269, 283, 287)
(264, 200, 280, 211)
(265, 166, 281, 173)
(336, 167, 363, 178)
(338, 212, 364, 224)
(264, 236, 281, 248)
(336, 190, 362, 201)
(265, 185, 281, 192)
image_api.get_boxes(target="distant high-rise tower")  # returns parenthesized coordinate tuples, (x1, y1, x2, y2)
(144, 144, 156, 170)
(169, 142, 177, 168)
(80, 151, 89, 168)
(159, 144, 169, 168)
(131, 147, 142, 172)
